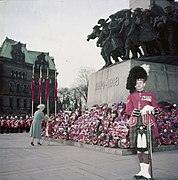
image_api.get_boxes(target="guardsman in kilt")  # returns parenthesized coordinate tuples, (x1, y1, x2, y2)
(14, 116, 19, 133)
(0, 117, 4, 134)
(19, 117, 24, 133)
(24, 115, 31, 132)
(125, 65, 159, 180)
(6, 116, 10, 133)
(10, 116, 15, 133)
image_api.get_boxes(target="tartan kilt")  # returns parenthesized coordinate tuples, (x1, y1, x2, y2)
(129, 116, 156, 149)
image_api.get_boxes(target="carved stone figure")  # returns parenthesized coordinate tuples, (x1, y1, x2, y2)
(139, 9, 165, 57)
(87, 4, 178, 68)
(87, 25, 101, 42)
(96, 18, 113, 67)
(163, 5, 178, 55)
(108, 14, 124, 62)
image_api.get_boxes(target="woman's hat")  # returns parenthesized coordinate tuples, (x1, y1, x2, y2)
(37, 104, 45, 111)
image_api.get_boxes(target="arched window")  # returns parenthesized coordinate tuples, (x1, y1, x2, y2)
(16, 84, 20, 93)
(23, 84, 27, 93)
(9, 81, 15, 92)
(18, 72, 21, 78)
(9, 82, 13, 92)
(22, 72, 25, 79)
(11, 70, 14, 77)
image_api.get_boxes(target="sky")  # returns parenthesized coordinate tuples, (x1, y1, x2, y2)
(0, 0, 129, 88)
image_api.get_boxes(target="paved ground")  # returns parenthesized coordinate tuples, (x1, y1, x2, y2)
(0, 133, 178, 180)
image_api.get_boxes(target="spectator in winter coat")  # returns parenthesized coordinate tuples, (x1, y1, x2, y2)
(30, 104, 49, 146)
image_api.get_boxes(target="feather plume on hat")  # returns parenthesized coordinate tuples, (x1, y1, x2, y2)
(141, 64, 150, 76)
(126, 65, 148, 93)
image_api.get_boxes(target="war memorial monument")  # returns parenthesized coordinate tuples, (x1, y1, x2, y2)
(87, 0, 178, 107)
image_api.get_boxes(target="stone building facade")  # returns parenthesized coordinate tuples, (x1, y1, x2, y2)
(0, 37, 57, 116)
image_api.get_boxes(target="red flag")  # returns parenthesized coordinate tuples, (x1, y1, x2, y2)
(45, 79, 49, 101)
(37, 78, 42, 103)
(31, 78, 35, 101)
(37, 67, 42, 103)
(31, 65, 35, 101)
(54, 79, 58, 101)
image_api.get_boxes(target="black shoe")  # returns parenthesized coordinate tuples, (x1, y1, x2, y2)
(37, 142, 42, 145)
(134, 175, 144, 179)
(31, 142, 34, 146)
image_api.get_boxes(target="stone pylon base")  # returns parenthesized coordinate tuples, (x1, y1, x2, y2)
(87, 58, 178, 107)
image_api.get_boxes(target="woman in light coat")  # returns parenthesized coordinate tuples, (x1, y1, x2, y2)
(30, 104, 48, 146)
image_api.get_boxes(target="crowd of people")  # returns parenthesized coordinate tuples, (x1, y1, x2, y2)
(1, 101, 177, 149)
(0, 115, 32, 134)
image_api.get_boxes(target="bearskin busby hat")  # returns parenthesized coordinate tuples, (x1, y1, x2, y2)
(126, 66, 148, 93)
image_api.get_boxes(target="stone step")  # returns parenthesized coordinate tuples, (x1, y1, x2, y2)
(42, 137, 178, 156)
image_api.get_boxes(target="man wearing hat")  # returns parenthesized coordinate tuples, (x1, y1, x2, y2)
(30, 104, 49, 146)
(125, 65, 159, 180)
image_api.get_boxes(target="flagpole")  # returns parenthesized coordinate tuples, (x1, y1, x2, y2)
(55, 100, 57, 116)
(31, 65, 35, 116)
(47, 67, 49, 116)
(40, 66, 42, 104)
(32, 100, 34, 117)
(54, 70, 57, 116)
(46, 67, 49, 137)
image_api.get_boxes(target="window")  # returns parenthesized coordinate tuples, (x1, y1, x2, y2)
(9, 82, 13, 92)
(23, 99, 27, 108)
(18, 72, 21, 78)
(23, 72, 26, 80)
(23, 84, 27, 93)
(15, 71, 18, 78)
(17, 98, 20, 108)
(9, 98, 13, 108)
(16, 84, 20, 93)
(22, 72, 25, 79)
(11, 70, 14, 77)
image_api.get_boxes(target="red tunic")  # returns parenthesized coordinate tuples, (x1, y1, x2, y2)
(126, 91, 159, 137)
